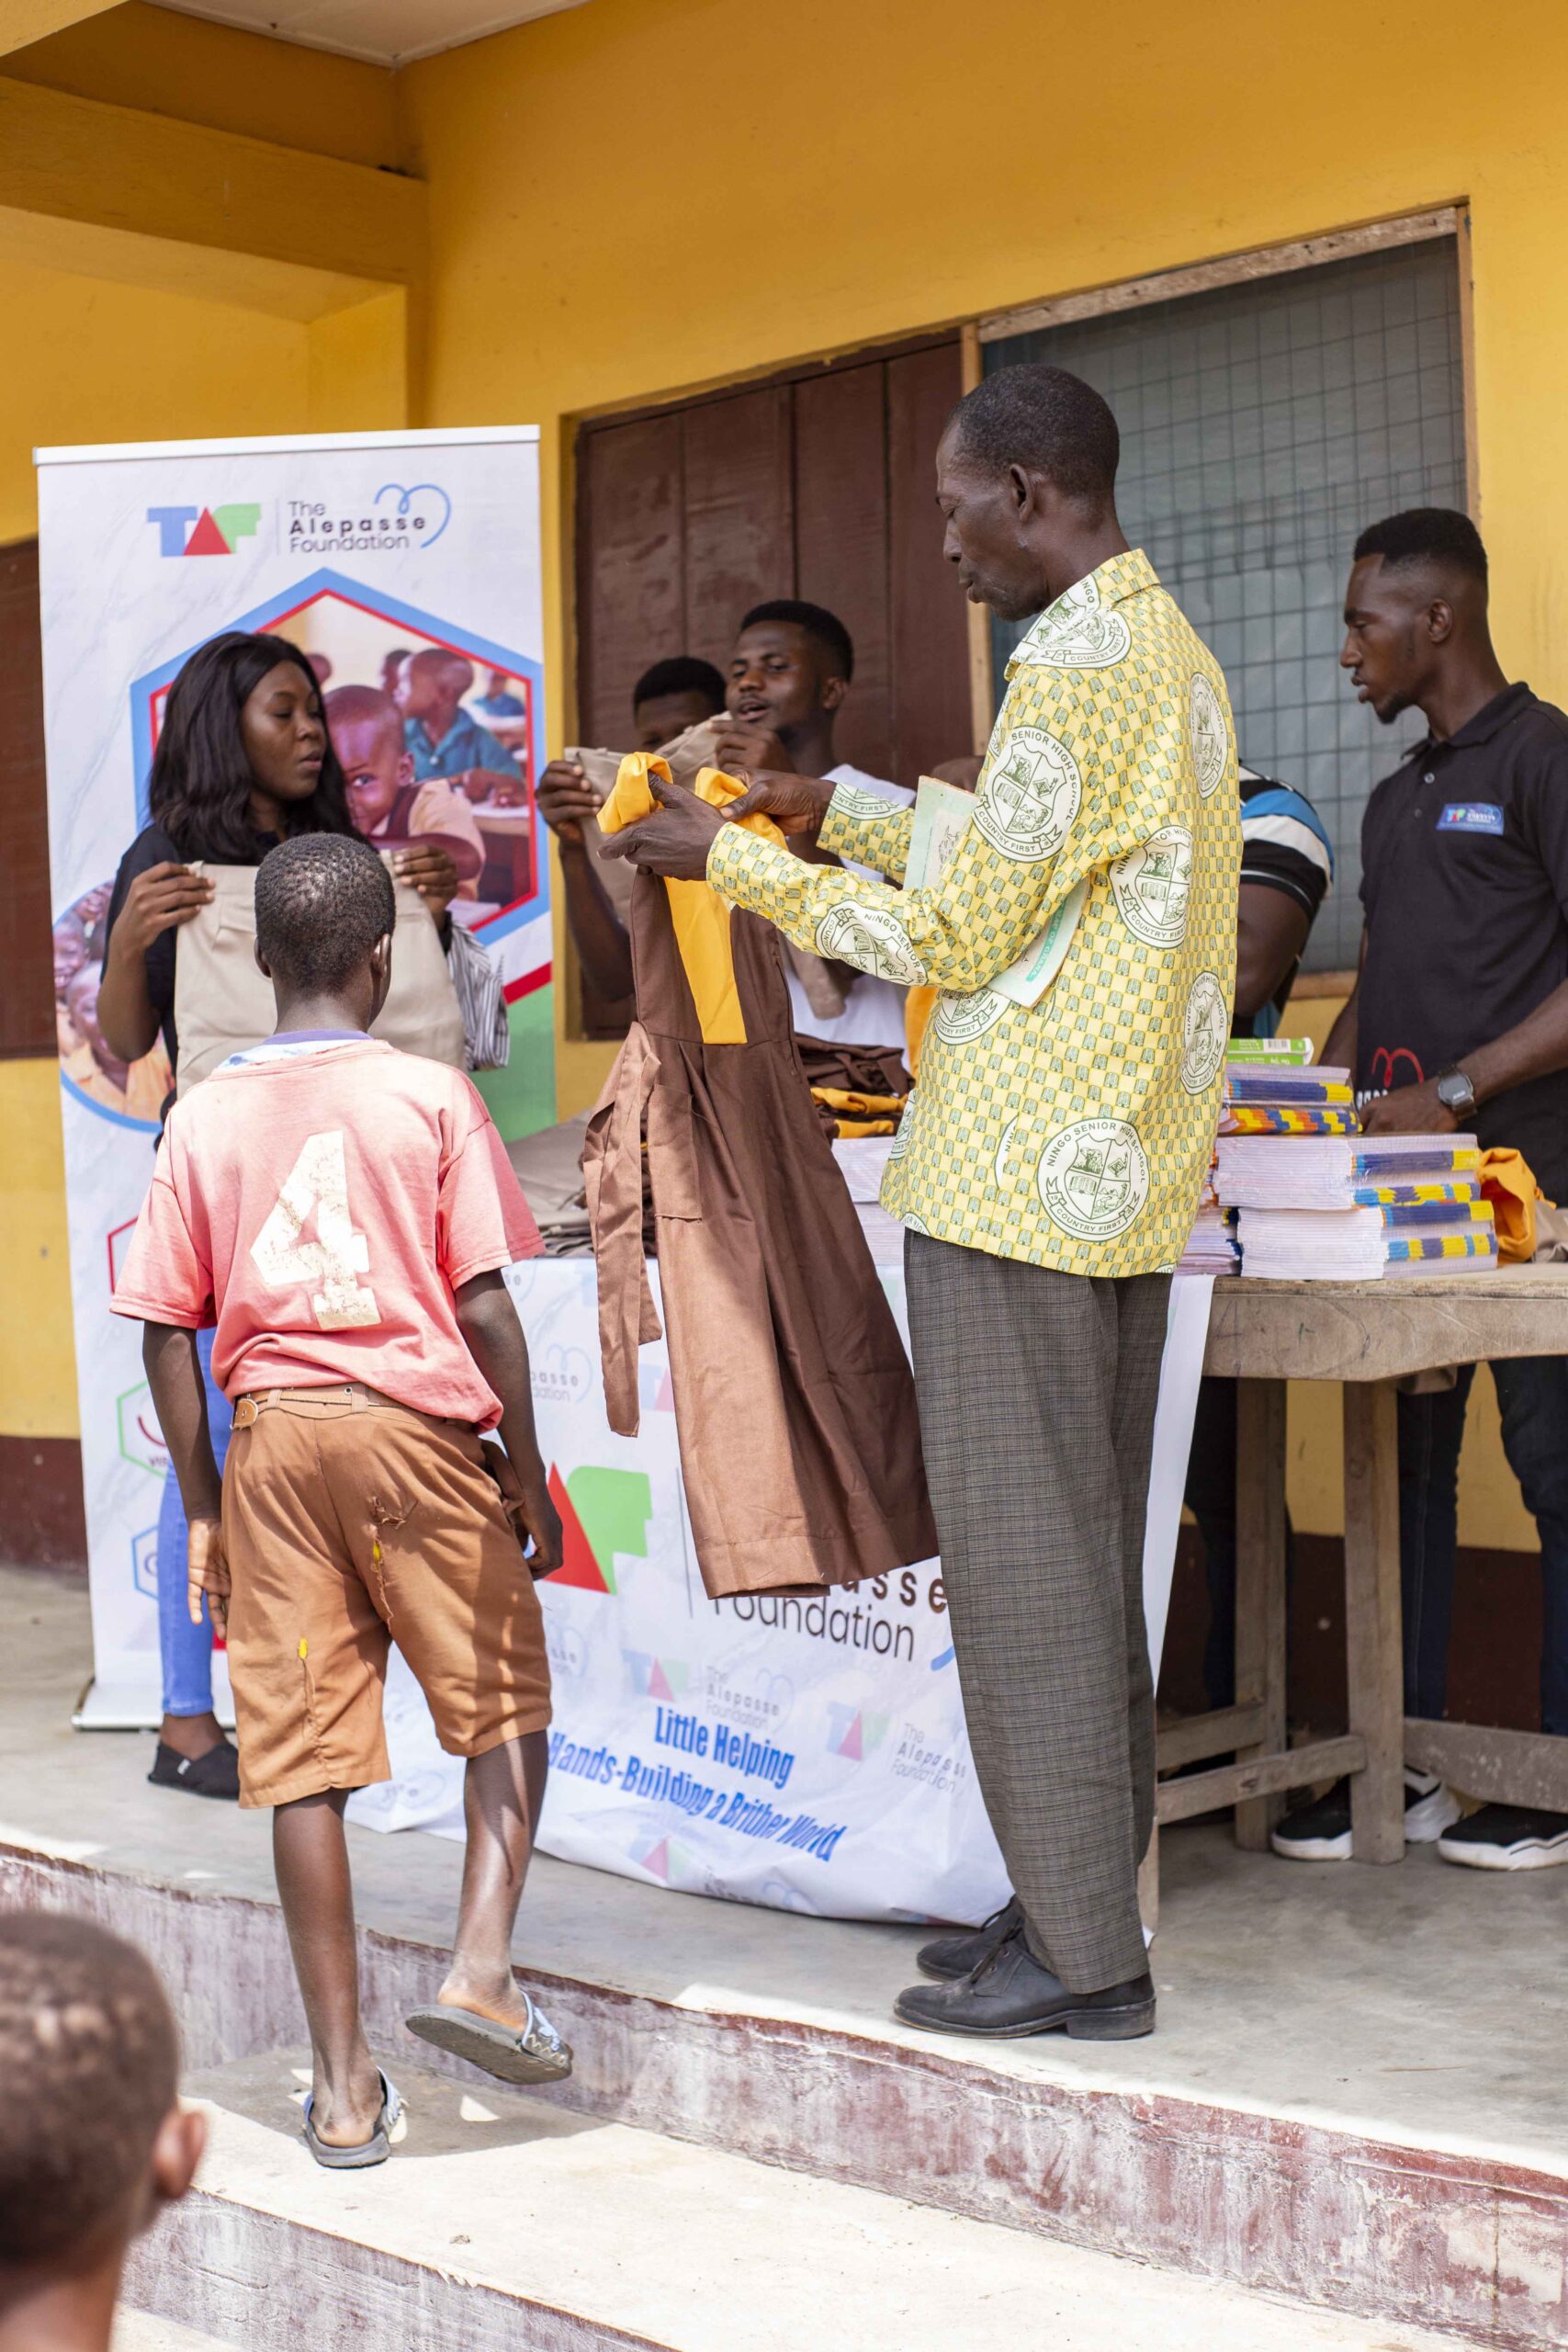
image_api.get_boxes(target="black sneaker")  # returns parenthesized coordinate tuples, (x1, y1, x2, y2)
(915, 1895, 1023, 1982)
(1438, 1804, 1568, 1871)
(147, 1736, 240, 1801)
(1270, 1770, 1459, 1860)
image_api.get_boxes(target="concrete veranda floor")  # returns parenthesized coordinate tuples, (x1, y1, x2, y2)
(4, 1563, 1566, 2175)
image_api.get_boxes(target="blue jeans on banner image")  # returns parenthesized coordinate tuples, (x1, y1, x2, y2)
(155, 1328, 233, 1718)
(1400, 1355, 1568, 1737)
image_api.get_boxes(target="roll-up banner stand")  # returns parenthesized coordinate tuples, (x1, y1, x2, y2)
(37, 429, 550, 1728)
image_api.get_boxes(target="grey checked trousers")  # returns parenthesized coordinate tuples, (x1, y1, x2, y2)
(905, 1231, 1169, 1993)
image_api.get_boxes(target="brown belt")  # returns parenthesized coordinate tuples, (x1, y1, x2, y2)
(231, 1382, 465, 1431)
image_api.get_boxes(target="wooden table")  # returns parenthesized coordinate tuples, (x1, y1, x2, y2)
(1153, 1265, 1568, 1871)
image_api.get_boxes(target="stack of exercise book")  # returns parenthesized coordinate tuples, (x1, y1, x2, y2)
(1218, 1057, 1359, 1137)
(1177, 1197, 1240, 1275)
(1214, 1097, 1495, 1279)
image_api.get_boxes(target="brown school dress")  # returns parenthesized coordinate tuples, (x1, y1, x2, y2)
(583, 754, 938, 1600)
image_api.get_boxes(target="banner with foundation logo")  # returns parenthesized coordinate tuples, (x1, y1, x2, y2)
(37, 428, 549, 1726)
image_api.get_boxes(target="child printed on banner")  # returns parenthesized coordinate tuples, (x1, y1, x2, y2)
(114, 834, 570, 2168)
(0, 1910, 205, 2352)
(327, 684, 487, 899)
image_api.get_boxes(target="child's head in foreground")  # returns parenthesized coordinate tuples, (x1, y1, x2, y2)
(0, 1909, 203, 2299)
(254, 831, 396, 1012)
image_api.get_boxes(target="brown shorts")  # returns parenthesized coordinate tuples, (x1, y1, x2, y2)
(221, 1385, 551, 1808)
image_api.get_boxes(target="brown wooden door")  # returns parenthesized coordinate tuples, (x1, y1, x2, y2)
(575, 340, 970, 786)
(573, 338, 971, 1036)
(0, 539, 53, 1058)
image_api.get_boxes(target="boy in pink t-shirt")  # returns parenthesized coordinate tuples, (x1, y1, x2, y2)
(115, 834, 568, 2167)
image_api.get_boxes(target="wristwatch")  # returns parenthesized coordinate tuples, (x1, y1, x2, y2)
(1435, 1065, 1478, 1118)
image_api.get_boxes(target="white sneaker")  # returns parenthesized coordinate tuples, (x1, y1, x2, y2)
(1438, 1804, 1568, 1870)
(1271, 1769, 1460, 1860)
(1404, 1770, 1463, 1843)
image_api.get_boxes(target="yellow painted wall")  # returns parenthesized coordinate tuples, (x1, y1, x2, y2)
(0, 253, 311, 542)
(1, 0, 1561, 1555)
(396, 0, 1568, 1115)
(6, 2, 402, 170)
(0, 200, 411, 1438)
(395, 0, 1563, 1533)
(0, 254, 314, 1439)
(1, 1060, 76, 1439)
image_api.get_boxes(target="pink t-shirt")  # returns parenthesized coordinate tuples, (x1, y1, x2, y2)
(112, 1038, 543, 1429)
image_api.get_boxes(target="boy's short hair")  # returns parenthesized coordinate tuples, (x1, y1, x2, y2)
(254, 834, 395, 996)
(631, 656, 726, 714)
(739, 600, 855, 683)
(0, 1910, 179, 2264)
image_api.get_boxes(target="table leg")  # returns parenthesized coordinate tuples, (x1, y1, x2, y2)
(1343, 1379, 1404, 1863)
(1233, 1377, 1288, 1850)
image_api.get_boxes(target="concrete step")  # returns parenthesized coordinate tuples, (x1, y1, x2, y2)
(123, 2052, 1462, 2352)
(115, 2317, 243, 2352)
(6, 1570, 1567, 2346)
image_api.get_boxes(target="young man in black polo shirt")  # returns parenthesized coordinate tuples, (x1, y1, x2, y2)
(1276, 507, 1568, 1871)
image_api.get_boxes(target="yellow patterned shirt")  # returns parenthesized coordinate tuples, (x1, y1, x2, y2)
(706, 548, 1241, 1276)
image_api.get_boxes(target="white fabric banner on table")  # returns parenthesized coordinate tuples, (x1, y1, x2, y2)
(349, 1259, 1215, 1928)
(36, 428, 549, 1727)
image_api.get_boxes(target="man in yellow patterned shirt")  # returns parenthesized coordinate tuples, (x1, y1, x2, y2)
(604, 364, 1240, 2041)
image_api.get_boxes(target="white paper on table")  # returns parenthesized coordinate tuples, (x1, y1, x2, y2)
(904, 775, 1086, 1008)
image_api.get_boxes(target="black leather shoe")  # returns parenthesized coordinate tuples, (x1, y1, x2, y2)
(915, 1894, 1023, 1982)
(895, 1927, 1155, 2041)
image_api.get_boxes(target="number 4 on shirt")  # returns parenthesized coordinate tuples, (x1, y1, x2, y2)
(250, 1131, 381, 1330)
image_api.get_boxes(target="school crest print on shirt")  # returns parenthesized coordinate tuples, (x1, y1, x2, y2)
(707, 548, 1242, 1277)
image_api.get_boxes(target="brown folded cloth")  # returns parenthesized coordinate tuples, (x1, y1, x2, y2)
(796, 1038, 912, 1140)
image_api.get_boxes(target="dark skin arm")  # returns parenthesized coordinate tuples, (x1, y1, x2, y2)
(388, 840, 463, 912)
(142, 1321, 229, 1632)
(1361, 976, 1568, 1134)
(1233, 885, 1312, 1023)
(1328, 925, 1568, 1133)
(453, 1271, 564, 1575)
(600, 769, 848, 881)
(97, 864, 215, 1064)
(1322, 929, 1363, 1076)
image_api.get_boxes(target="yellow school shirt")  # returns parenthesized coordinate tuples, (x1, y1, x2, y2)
(706, 549, 1242, 1276)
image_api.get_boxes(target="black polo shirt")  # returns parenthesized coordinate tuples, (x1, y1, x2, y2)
(1357, 682, 1568, 1195)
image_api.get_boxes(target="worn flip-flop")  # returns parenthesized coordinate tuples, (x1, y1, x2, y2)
(403, 1990, 572, 2085)
(301, 2069, 402, 2168)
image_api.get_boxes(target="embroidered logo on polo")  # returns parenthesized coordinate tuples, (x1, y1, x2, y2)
(1189, 673, 1227, 799)
(1014, 575, 1132, 671)
(1438, 803, 1505, 835)
(1180, 971, 1228, 1093)
(973, 728, 1082, 862)
(933, 986, 1010, 1045)
(1111, 825, 1193, 947)
(1037, 1118, 1150, 1240)
(829, 785, 898, 824)
(814, 902, 926, 985)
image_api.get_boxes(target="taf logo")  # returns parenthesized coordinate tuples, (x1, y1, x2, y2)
(147, 503, 261, 558)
